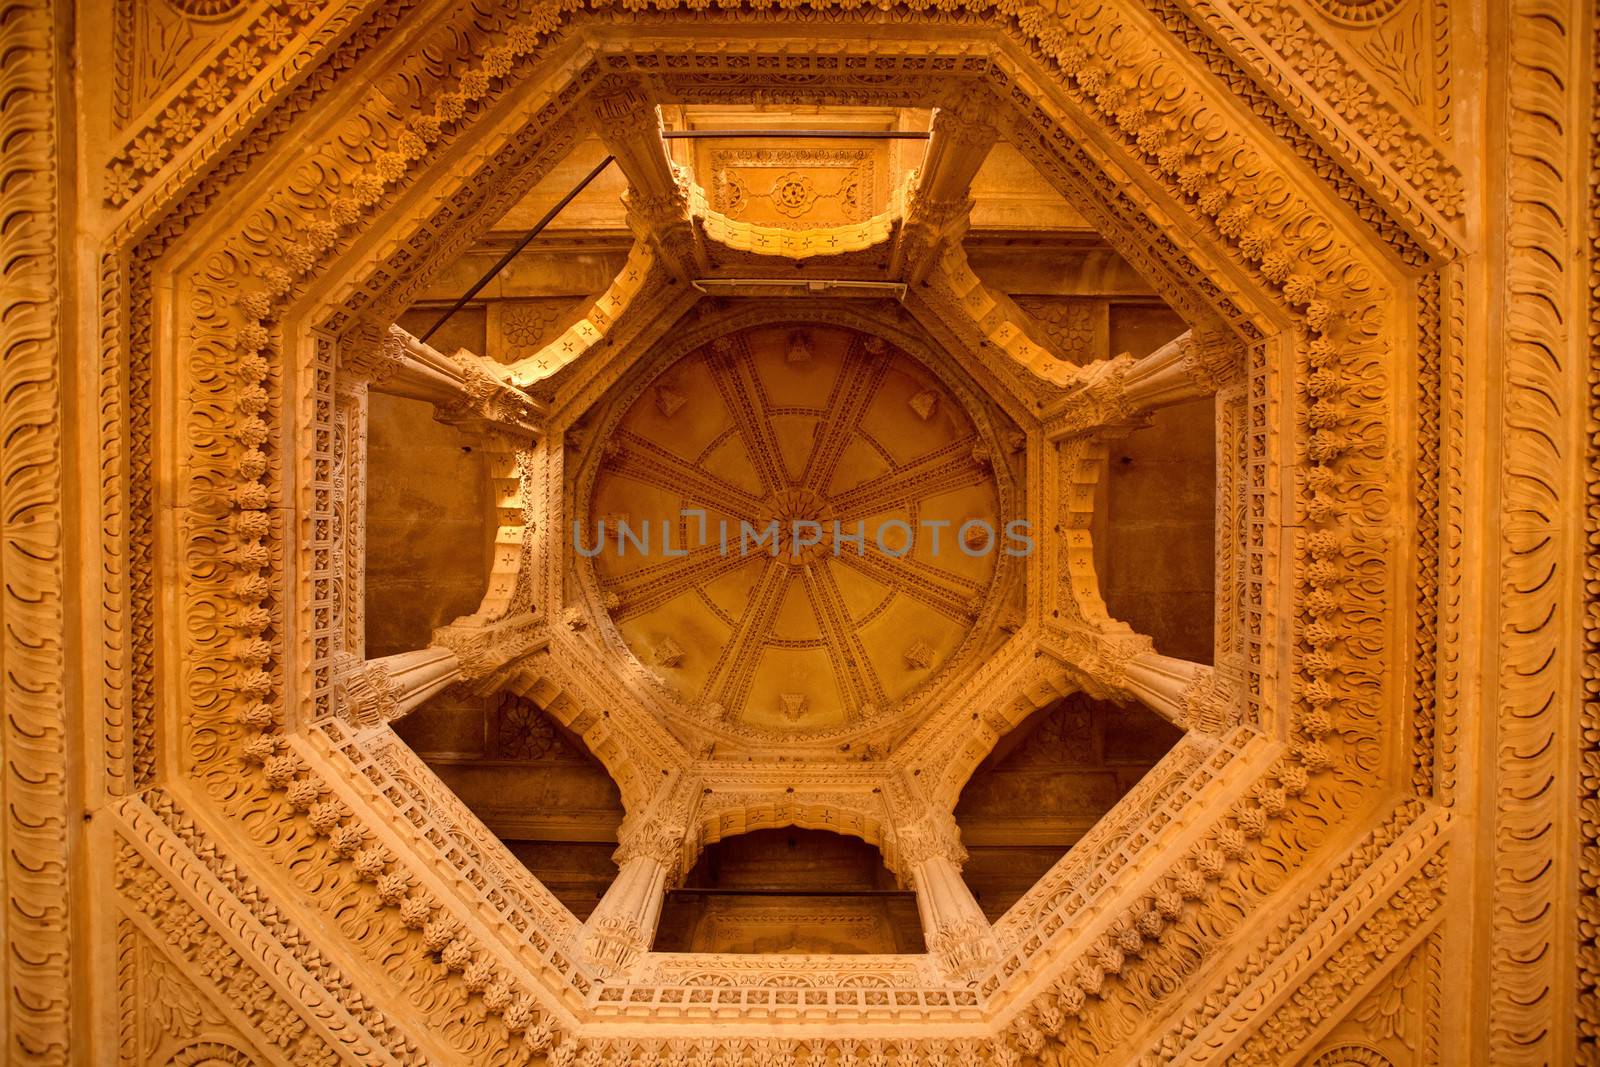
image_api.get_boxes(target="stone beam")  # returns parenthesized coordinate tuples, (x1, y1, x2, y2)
(584, 77, 706, 282)
(891, 89, 1001, 285)
(1042, 328, 1242, 440)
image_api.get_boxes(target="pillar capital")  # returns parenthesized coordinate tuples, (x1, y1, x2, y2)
(612, 816, 688, 871)
(432, 361, 546, 439)
(927, 85, 1002, 152)
(1041, 354, 1139, 439)
(331, 652, 400, 727)
(1177, 665, 1236, 734)
(894, 810, 968, 873)
(583, 75, 662, 143)
(1119, 653, 1231, 732)
(336, 317, 408, 390)
(1179, 325, 1245, 391)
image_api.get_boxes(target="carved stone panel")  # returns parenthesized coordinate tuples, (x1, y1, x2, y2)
(707, 146, 882, 227)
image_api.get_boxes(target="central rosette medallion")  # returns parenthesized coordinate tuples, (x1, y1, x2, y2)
(582, 322, 1014, 735)
(764, 486, 836, 566)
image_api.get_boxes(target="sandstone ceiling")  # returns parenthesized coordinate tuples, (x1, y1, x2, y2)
(221, 63, 1265, 1050)
(353, 79, 1241, 975)
(33, 1, 1576, 1063)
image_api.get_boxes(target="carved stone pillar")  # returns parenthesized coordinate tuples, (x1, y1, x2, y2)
(343, 322, 544, 438)
(430, 611, 546, 688)
(1040, 621, 1150, 699)
(333, 647, 462, 726)
(1043, 328, 1243, 439)
(893, 89, 999, 285)
(586, 76, 705, 281)
(897, 813, 996, 981)
(581, 816, 685, 978)
(335, 615, 548, 727)
(1118, 327, 1241, 410)
(1038, 621, 1230, 731)
(1119, 653, 1232, 733)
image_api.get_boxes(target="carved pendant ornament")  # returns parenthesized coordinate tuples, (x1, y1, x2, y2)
(5, 0, 1596, 1064)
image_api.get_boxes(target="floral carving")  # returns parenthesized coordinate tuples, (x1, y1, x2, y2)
(1226, 0, 1461, 217)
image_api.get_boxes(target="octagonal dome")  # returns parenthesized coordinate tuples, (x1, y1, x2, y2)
(574, 319, 1024, 737)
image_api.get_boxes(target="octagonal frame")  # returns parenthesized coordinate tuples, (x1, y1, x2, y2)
(90, 2, 1446, 1060)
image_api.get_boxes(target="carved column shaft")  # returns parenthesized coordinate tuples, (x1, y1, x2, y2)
(335, 646, 463, 726)
(373, 329, 476, 407)
(582, 810, 690, 978)
(894, 93, 998, 284)
(361, 326, 543, 437)
(1117, 331, 1214, 411)
(1044, 331, 1229, 440)
(910, 851, 996, 981)
(891, 804, 996, 982)
(582, 851, 673, 978)
(1118, 652, 1226, 731)
(587, 78, 705, 280)
(380, 647, 462, 713)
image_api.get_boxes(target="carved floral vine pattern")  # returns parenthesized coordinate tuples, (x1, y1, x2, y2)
(103, 0, 349, 205)
(1226, 0, 1463, 217)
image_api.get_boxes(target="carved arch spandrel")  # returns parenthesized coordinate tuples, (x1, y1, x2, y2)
(691, 791, 895, 874)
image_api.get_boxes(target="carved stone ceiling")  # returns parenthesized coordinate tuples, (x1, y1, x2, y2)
(44, 0, 1575, 1058)
(583, 321, 1013, 736)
